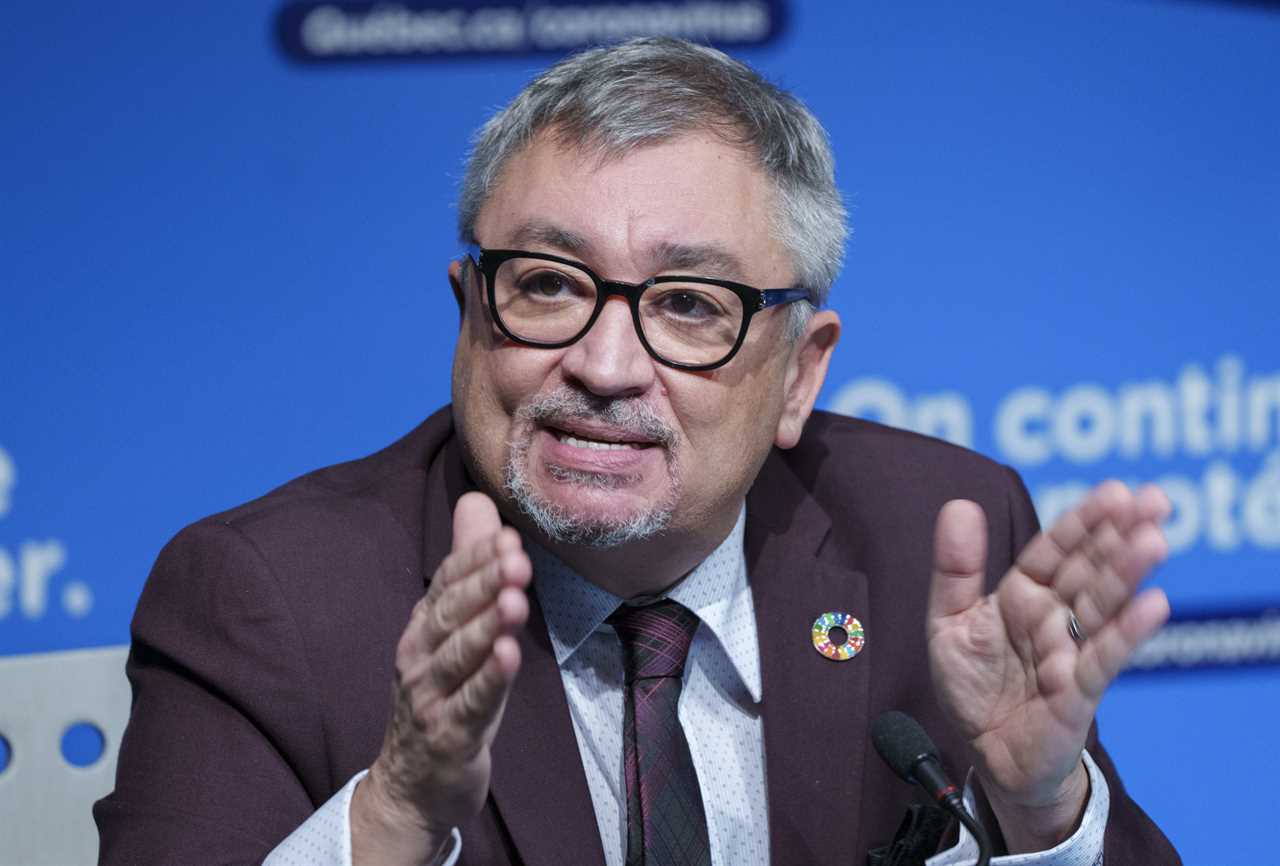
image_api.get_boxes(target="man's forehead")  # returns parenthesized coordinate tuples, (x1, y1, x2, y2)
(478, 130, 778, 280)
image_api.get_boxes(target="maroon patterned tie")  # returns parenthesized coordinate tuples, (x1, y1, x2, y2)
(608, 600, 712, 866)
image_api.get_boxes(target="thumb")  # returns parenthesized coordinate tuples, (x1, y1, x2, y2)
(928, 499, 989, 625)
(452, 491, 502, 554)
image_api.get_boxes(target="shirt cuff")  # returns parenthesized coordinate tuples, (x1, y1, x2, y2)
(926, 750, 1108, 866)
(263, 769, 462, 866)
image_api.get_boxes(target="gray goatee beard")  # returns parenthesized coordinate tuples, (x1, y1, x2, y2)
(504, 387, 680, 549)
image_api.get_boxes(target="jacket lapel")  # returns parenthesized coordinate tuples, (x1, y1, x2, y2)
(747, 451, 873, 865)
(488, 590, 608, 866)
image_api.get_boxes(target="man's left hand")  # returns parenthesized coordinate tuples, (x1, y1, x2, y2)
(926, 480, 1171, 853)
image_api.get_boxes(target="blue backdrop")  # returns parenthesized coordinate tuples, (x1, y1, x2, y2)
(3, 2, 1277, 862)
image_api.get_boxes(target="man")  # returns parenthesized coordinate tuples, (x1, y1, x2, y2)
(96, 38, 1178, 866)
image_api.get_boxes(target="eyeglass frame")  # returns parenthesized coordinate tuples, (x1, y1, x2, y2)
(465, 246, 814, 372)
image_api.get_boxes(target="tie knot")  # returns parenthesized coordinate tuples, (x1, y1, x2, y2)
(609, 599, 700, 682)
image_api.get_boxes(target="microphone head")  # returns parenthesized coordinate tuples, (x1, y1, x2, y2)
(871, 710, 939, 782)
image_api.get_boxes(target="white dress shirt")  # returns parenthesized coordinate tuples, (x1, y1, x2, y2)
(266, 507, 1107, 866)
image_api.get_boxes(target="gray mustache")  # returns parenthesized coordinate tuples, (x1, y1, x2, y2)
(515, 388, 679, 449)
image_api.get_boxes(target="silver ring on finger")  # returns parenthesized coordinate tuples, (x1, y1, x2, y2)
(1068, 610, 1089, 645)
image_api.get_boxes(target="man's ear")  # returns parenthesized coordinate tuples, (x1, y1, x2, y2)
(449, 258, 468, 320)
(775, 309, 841, 450)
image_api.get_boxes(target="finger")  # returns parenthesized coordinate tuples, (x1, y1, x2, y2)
(1051, 480, 1148, 602)
(1076, 587, 1170, 699)
(495, 583, 532, 632)
(414, 632, 525, 763)
(1048, 480, 1165, 628)
(453, 491, 502, 556)
(1022, 587, 1089, 709)
(1006, 575, 1069, 657)
(430, 495, 507, 591)
(433, 526, 528, 608)
(928, 500, 988, 625)
(1050, 517, 1126, 608)
(1072, 523, 1168, 634)
(419, 491, 503, 599)
(406, 536, 529, 662)
(424, 542, 531, 652)
(400, 523, 525, 663)
(447, 633, 523, 737)
(428, 585, 530, 697)
(1017, 480, 1133, 584)
(1134, 484, 1172, 524)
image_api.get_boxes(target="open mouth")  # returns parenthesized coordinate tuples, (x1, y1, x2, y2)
(547, 427, 650, 452)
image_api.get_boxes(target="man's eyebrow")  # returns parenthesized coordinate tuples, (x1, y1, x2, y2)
(651, 241, 747, 281)
(504, 222, 747, 281)
(506, 221, 591, 255)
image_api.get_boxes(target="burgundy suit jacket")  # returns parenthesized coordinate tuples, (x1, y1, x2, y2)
(95, 408, 1179, 865)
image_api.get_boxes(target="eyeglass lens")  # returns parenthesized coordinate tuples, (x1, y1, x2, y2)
(491, 256, 745, 366)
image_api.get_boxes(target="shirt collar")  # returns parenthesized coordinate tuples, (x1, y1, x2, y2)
(529, 506, 761, 703)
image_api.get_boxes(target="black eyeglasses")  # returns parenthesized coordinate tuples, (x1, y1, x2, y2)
(467, 247, 812, 371)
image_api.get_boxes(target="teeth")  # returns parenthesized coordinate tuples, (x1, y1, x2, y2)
(560, 433, 639, 451)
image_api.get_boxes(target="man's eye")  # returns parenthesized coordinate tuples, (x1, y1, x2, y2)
(518, 270, 574, 297)
(654, 290, 725, 320)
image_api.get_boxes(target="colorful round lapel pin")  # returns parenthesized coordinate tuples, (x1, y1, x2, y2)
(811, 611, 865, 661)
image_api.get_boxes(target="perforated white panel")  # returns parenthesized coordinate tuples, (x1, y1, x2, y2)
(0, 645, 130, 866)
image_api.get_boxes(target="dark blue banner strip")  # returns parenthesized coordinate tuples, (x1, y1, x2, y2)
(1123, 603, 1280, 674)
(276, 0, 787, 63)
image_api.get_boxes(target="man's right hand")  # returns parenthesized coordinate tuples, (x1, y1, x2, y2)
(351, 491, 531, 865)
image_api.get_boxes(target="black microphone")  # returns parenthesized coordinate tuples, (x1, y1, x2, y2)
(872, 710, 991, 866)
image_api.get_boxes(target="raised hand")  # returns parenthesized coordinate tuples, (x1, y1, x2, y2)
(926, 481, 1171, 853)
(351, 492, 531, 865)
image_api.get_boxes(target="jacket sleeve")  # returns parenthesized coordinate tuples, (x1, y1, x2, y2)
(94, 519, 329, 866)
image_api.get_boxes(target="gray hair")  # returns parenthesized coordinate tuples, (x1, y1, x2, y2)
(457, 37, 847, 337)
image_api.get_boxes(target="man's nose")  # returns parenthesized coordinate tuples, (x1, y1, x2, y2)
(559, 297, 656, 397)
